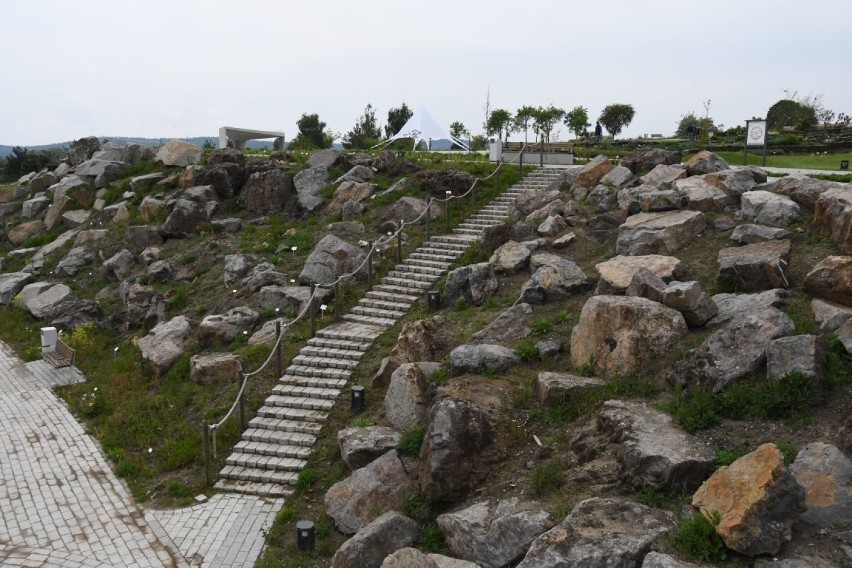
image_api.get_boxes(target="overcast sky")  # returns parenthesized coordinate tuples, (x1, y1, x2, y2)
(1, 0, 850, 146)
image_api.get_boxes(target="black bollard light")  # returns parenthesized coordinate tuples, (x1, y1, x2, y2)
(296, 520, 315, 552)
(351, 385, 365, 412)
(427, 290, 441, 312)
(842, 160, 849, 170)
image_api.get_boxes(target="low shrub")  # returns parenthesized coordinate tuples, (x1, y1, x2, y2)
(673, 511, 728, 562)
(396, 426, 426, 457)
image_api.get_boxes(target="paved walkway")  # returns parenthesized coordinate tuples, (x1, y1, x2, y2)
(0, 341, 281, 567)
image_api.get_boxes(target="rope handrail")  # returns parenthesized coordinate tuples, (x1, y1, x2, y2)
(205, 143, 532, 450)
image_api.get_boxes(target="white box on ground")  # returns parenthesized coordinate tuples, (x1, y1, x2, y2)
(40, 327, 57, 352)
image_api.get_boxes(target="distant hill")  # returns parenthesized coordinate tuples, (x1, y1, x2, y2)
(0, 136, 275, 159)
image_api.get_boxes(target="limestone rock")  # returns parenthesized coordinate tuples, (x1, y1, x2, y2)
(536, 372, 604, 407)
(385, 363, 431, 431)
(120, 282, 166, 329)
(641, 552, 703, 568)
(598, 399, 713, 491)
(575, 155, 613, 188)
(717, 240, 791, 293)
(420, 398, 495, 502)
(335, 165, 374, 184)
(443, 263, 498, 307)
(471, 303, 532, 343)
(709, 289, 788, 325)
(197, 307, 258, 346)
(625, 267, 667, 303)
(552, 232, 576, 248)
(392, 196, 441, 224)
(55, 246, 95, 277)
(803, 255, 852, 307)
(327, 181, 376, 215)
(338, 426, 401, 471)
(450, 344, 520, 375)
(811, 298, 852, 332)
(789, 442, 852, 534)
(519, 259, 589, 304)
(298, 234, 367, 286)
(490, 241, 531, 274)
(773, 176, 843, 211)
(382, 548, 438, 568)
(189, 353, 242, 384)
(437, 498, 554, 568)
(7, 220, 45, 246)
(134, 316, 193, 375)
(595, 254, 687, 295)
(307, 148, 341, 168)
(257, 285, 330, 316)
(325, 450, 417, 535)
(292, 165, 329, 212)
(243, 263, 288, 294)
(124, 225, 163, 252)
(0, 272, 32, 306)
(68, 136, 101, 166)
(129, 172, 165, 191)
(600, 165, 634, 188)
(537, 215, 567, 237)
(813, 185, 851, 253)
(692, 443, 806, 556)
(704, 167, 766, 200)
(155, 140, 201, 167)
(730, 224, 792, 245)
(741, 191, 802, 227)
(240, 169, 298, 217)
(766, 335, 826, 381)
(616, 210, 706, 256)
(331, 511, 419, 568)
(661, 280, 718, 327)
(674, 177, 728, 212)
(620, 148, 682, 174)
(429, 554, 481, 568)
(516, 497, 674, 568)
(103, 249, 135, 281)
(61, 209, 89, 229)
(389, 317, 446, 364)
(570, 295, 688, 377)
(685, 150, 729, 176)
(640, 164, 687, 190)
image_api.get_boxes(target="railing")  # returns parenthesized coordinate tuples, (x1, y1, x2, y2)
(200, 144, 530, 486)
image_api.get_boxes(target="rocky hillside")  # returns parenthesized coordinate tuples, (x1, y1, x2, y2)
(1, 139, 850, 567)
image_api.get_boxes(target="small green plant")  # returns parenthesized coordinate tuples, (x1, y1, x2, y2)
(774, 440, 797, 466)
(296, 468, 319, 493)
(350, 415, 375, 427)
(166, 480, 193, 499)
(574, 357, 596, 377)
(673, 511, 728, 562)
(277, 506, 298, 523)
(556, 310, 571, 325)
(429, 368, 448, 384)
(402, 493, 432, 523)
(418, 522, 445, 553)
(22, 345, 42, 361)
(515, 339, 539, 362)
(665, 390, 720, 433)
(396, 426, 426, 457)
(635, 486, 667, 508)
(532, 318, 553, 335)
(713, 447, 745, 470)
(532, 464, 563, 496)
(453, 297, 468, 312)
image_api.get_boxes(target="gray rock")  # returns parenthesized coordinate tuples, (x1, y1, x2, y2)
(754, 557, 838, 568)
(7, 220, 46, 246)
(341, 200, 365, 221)
(595, 255, 687, 295)
(147, 260, 173, 284)
(22, 195, 51, 220)
(243, 263, 288, 294)
(60, 209, 89, 229)
(247, 317, 288, 346)
(616, 210, 706, 256)
(338, 426, 401, 471)
(444, 263, 498, 307)
(790, 442, 852, 534)
(298, 234, 367, 286)
(43, 195, 72, 232)
(332, 511, 419, 568)
(471, 303, 532, 343)
(240, 169, 298, 217)
(389, 317, 447, 365)
(674, 177, 729, 212)
(327, 181, 376, 215)
(189, 353, 242, 384)
(625, 267, 668, 303)
(74, 229, 107, 247)
(197, 307, 258, 346)
(160, 186, 218, 238)
(15, 282, 53, 305)
(428, 554, 481, 568)
(437, 498, 554, 568)
(804, 256, 852, 307)
(598, 399, 713, 491)
(103, 249, 135, 280)
(536, 340, 561, 358)
(620, 148, 682, 174)
(773, 176, 843, 211)
(138, 246, 160, 265)
(129, 172, 165, 191)
(325, 451, 417, 535)
(519, 259, 589, 304)
(516, 498, 674, 568)
(0, 272, 32, 306)
(120, 282, 166, 329)
(661, 280, 718, 327)
(134, 316, 193, 375)
(717, 240, 791, 293)
(813, 185, 851, 254)
(223, 254, 250, 287)
(0, 202, 22, 221)
(326, 221, 365, 234)
(600, 165, 634, 188)
(704, 167, 766, 200)
(211, 218, 242, 233)
(536, 372, 603, 407)
(489, 241, 531, 274)
(812, 298, 852, 332)
(257, 284, 320, 315)
(420, 398, 495, 502)
(766, 334, 826, 381)
(537, 215, 567, 237)
(94, 161, 130, 188)
(640, 164, 687, 190)
(75, 159, 128, 181)
(385, 363, 431, 431)
(552, 232, 576, 248)
(382, 548, 438, 568)
(709, 289, 788, 325)
(55, 246, 95, 277)
(392, 196, 441, 224)
(684, 150, 729, 176)
(335, 165, 374, 184)
(124, 225, 163, 252)
(293, 165, 329, 212)
(450, 344, 520, 375)
(138, 196, 164, 223)
(47, 174, 89, 198)
(741, 191, 802, 227)
(155, 140, 201, 167)
(641, 552, 703, 567)
(730, 223, 792, 245)
(68, 136, 101, 166)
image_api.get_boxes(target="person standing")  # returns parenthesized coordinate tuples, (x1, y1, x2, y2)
(594, 121, 602, 143)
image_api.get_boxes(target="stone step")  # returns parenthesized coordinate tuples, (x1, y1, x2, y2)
(430, 235, 478, 245)
(241, 427, 317, 447)
(351, 305, 407, 320)
(227, 452, 308, 472)
(285, 364, 351, 380)
(307, 336, 370, 352)
(423, 240, 468, 252)
(404, 257, 452, 270)
(386, 269, 439, 283)
(213, 479, 294, 498)
(247, 416, 324, 435)
(366, 289, 421, 304)
(381, 276, 433, 290)
(278, 374, 348, 389)
(292, 353, 358, 369)
(264, 394, 335, 411)
(271, 384, 342, 400)
(469, 214, 506, 221)
(395, 263, 444, 276)
(458, 222, 497, 231)
(411, 250, 460, 262)
(299, 345, 365, 361)
(358, 297, 411, 312)
(316, 322, 385, 342)
(453, 228, 483, 236)
(234, 439, 313, 458)
(219, 465, 299, 486)
(256, 405, 328, 423)
(343, 313, 398, 327)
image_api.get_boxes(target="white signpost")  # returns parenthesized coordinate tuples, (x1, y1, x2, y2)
(744, 119, 768, 166)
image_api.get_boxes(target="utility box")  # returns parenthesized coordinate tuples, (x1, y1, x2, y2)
(40, 327, 58, 352)
(489, 139, 502, 162)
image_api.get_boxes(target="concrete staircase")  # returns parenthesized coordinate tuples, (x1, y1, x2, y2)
(215, 167, 565, 497)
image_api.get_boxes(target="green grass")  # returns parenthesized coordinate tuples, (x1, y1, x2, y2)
(396, 426, 426, 457)
(515, 339, 539, 362)
(532, 464, 564, 496)
(673, 511, 729, 562)
(696, 151, 852, 171)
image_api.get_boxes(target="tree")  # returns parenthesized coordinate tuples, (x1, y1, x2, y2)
(448, 121, 469, 149)
(485, 108, 514, 142)
(513, 106, 537, 144)
(675, 112, 715, 138)
(532, 105, 565, 144)
(598, 104, 635, 139)
(343, 104, 382, 149)
(564, 106, 590, 139)
(290, 113, 333, 149)
(384, 103, 413, 138)
(766, 99, 816, 131)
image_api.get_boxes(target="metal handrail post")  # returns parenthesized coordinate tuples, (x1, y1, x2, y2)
(202, 420, 211, 487)
(275, 321, 282, 378)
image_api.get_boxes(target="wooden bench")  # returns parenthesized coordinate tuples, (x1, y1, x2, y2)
(43, 337, 75, 369)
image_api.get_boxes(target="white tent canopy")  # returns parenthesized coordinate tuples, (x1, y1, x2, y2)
(378, 106, 469, 150)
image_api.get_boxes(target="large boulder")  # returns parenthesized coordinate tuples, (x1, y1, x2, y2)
(813, 186, 851, 253)
(103, 249, 135, 281)
(7, 220, 45, 246)
(331, 511, 419, 568)
(223, 254, 250, 287)
(616, 210, 705, 256)
(22, 195, 51, 219)
(443, 263, 498, 307)
(789, 442, 852, 534)
(197, 307, 258, 346)
(692, 443, 806, 556)
(600, 165, 634, 188)
(741, 190, 802, 227)
(68, 136, 101, 166)
(625, 267, 667, 303)
(709, 289, 788, 325)
(240, 169, 298, 217)
(124, 225, 163, 252)
(307, 148, 341, 168)
(134, 316, 193, 375)
(597, 399, 713, 491)
(570, 296, 688, 377)
(243, 262, 289, 293)
(189, 353, 242, 384)
(293, 165, 329, 212)
(155, 140, 201, 167)
(385, 363, 431, 431)
(704, 167, 765, 200)
(670, 307, 795, 392)
(640, 164, 687, 190)
(120, 282, 166, 329)
(471, 303, 532, 343)
(575, 155, 613, 188)
(730, 223, 791, 245)
(335, 165, 374, 184)
(450, 344, 520, 375)
(773, 176, 843, 211)
(519, 259, 589, 304)
(55, 246, 95, 277)
(619, 148, 682, 174)
(595, 255, 687, 295)
(23, 283, 74, 319)
(414, 169, 476, 197)
(437, 498, 554, 568)
(258, 285, 331, 315)
(803, 255, 852, 307)
(516, 498, 674, 568)
(298, 234, 367, 286)
(325, 450, 417, 535)
(389, 317, 446, 364)
(536, 372, 603, 407)
(420, 398, 495, 502)
(337, 426, 401, 471)
(673, 177, 729, 212)
(392, 196, 441, 224)
(684, 150, 729, 176)
(0, 272, 32, 306)
(766, 334, 826, 381)
(811, 298, 852, 332)
(660, 280, 718, 327)
(717, 240, 792, 293)
(537, 214, 568, 237)
(327, 181, 376, 215)
(489, 241, 530, 274)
